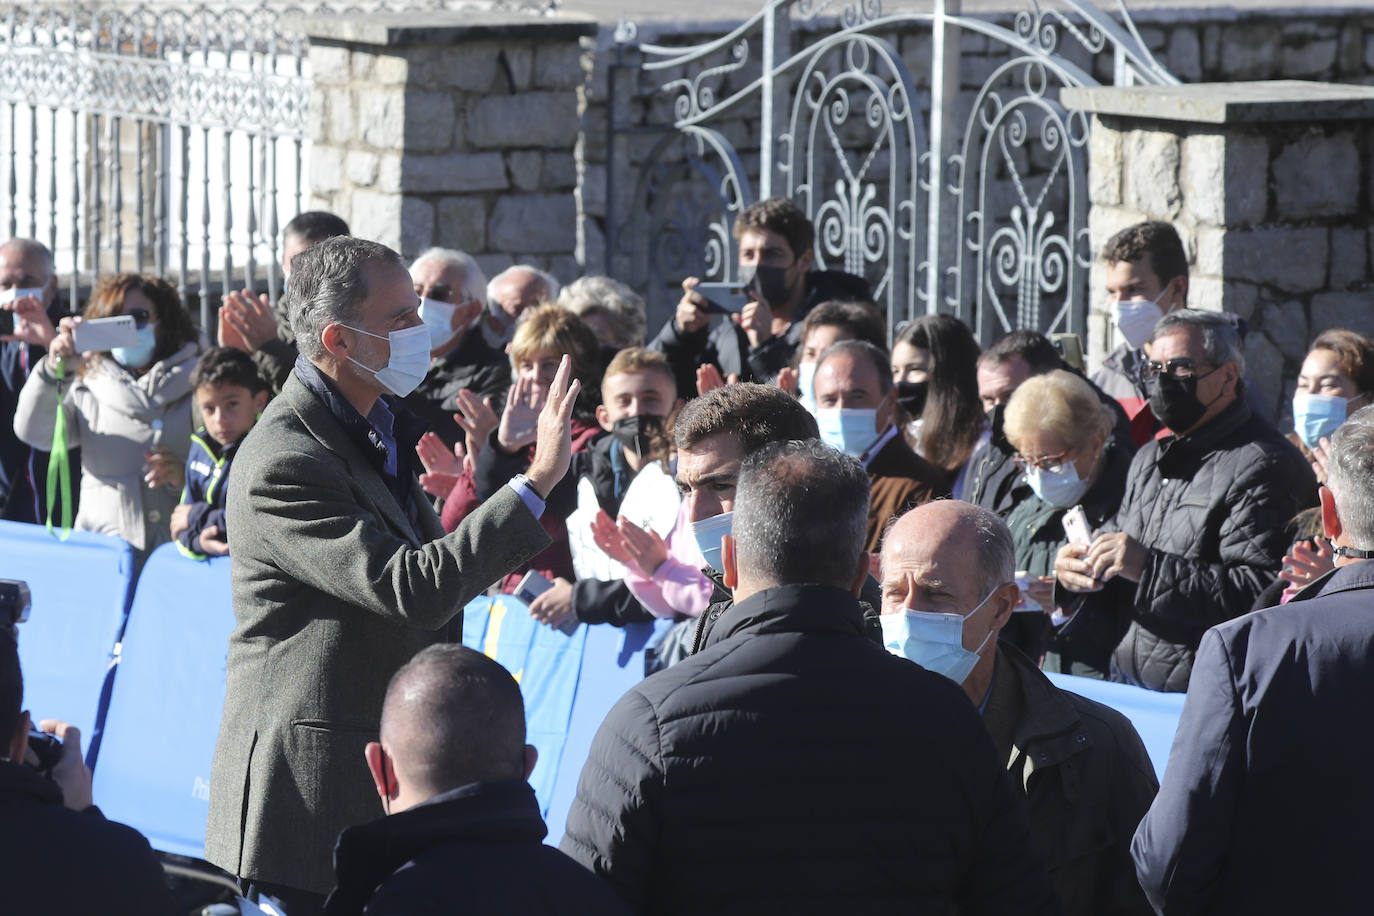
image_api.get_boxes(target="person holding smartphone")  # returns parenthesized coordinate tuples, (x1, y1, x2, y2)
(13, 273, 200, 559)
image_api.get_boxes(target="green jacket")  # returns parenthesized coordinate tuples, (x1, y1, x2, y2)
(983, 644, 1158, 916)
(205, 371, 549, 894)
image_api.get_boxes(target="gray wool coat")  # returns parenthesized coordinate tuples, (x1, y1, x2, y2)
(204, 371, 550, 894)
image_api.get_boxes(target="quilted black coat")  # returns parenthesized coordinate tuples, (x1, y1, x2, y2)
(559, 583, 1060, 915)
(1099, 398, 1316, 692)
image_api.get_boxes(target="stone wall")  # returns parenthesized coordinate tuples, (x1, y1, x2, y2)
(298, 11, 595, 281)
(1065, 81, 1374, 423)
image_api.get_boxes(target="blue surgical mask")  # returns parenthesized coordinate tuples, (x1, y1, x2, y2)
(112, 325, 158, 370)
(880, 588, 998, 685)
(418, 297, 458, 350)
(1293, 393, 1347, 449)
(1025, 461, 1091, 508)
(688, 510, 732, 571)
(797, 362, 817, 411)
(814, 407, 880, 458)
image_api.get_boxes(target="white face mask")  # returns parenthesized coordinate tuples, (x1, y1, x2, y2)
(880, 588, 998, 685)
(1025, 460, 1092, 508)
(797, 362, 817, 411)
(340, 323, 431, 397)
(418, 297, 458, 350)
(1113, 290, 1165, 350)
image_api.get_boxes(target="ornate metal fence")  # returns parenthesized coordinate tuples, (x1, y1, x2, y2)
(0, 0, 555, 329)
(604, 0, 1177, 342)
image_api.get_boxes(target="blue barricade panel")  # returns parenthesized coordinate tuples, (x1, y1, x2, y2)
(1045, 672, 1186, 780)
(0, 520, 133, 750)
(92, 544, 234, 859)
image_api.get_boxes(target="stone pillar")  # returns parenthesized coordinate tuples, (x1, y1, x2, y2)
(295, 10, 596, 280)
(1062, 80, 1374, 418)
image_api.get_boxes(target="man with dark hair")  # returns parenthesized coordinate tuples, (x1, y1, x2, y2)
(966, 329, 1134, 516)
(1132, 406, 1374, 912)
(1093, 221, 1189, 403)
(0, 627, 176, 913)
(650, 197, 871, 396)
(1056, 310, 1315, 691)
(561, 440, 1058, 914)
(219, 210, 352, 392)
(324, 644, 628, 916)
(789, 298, 887, 408)
(206, 236, 581, 913)
(811, 339, 948, 552)
(881, 501, 1158, 916)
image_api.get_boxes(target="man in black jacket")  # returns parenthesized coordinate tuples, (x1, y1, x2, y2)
(560, 439, 1058, 915)
(1056, 310, 1315, 692)
(1132, 407, 1374, 913)
(325, 644, 628, 916)
(650, 197, 870, 396)
(0, 626, 175, 914)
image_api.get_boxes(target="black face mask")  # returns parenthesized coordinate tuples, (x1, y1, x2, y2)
(740, 263, 793, 308)
(1148, 371, 1214, 433)
(895, 380, 928, 418)
(612, 414, 664, 461)
(987, 402, 1009, 451)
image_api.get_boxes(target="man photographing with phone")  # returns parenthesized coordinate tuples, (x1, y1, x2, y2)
(206, 237, 582, 915)
(649, 197, 870, 397)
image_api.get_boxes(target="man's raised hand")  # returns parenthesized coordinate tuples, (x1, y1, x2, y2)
(525, 355, 580, 499)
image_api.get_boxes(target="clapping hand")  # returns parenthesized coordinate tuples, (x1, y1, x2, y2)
(218, 289, 278, 353)
(616, 516, 670, 578)
(416, 431, 466, 499)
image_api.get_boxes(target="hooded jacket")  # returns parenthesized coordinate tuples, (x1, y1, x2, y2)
(175, 429, 240, 558)
(560, 583, 1059, 915)
(324, 780, 628, 916)
(14, 342, 199, 553)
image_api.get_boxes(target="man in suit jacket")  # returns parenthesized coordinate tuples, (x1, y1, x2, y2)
(1132, 405, 1374, 913)
(205, 236, 581, 914)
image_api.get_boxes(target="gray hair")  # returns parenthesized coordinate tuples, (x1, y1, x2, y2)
(734, 439, 870, 590)
(1325, 405, 1374, 550)
(816, 339, 894, 394)
(1151, 308, 1246, 377)
(966, 503, 1016, 601)
(487, 264, 560, 310)
(410, 247, 487, 304)
(286, 236, 403, 361)
(557, 275, 647, 347)
(0, 238, 55, 283)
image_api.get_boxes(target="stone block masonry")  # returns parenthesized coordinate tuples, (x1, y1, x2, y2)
(1063, 81, 1374, 424)
(293, 9, 596, 279)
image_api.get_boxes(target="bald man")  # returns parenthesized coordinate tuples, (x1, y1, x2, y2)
(324, 644, 627, 916)
(880, 501, 1158, 916)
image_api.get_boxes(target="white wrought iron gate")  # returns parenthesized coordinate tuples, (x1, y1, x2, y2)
(603, 0, 1177, 342)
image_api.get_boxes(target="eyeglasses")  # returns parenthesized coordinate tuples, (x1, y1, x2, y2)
(1140, 357, 1216, 382)
(1013, 449, 1071, 473)
(125, 307, 152, 329)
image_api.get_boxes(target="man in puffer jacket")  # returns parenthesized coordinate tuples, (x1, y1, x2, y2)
(561, 439, 1058, 915)
(1056, 310, 1315, 692)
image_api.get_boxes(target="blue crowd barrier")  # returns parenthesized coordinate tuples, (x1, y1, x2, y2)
(92, 544, 234, 858)
(0, 520, 134, 764)
(1045, 672, 1186, 780)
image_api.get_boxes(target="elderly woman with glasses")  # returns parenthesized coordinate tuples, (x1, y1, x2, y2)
(1002, 369, 1133, 678)
(14, 273, 201, 558)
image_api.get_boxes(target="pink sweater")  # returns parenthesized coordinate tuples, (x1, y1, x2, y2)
(623, 503, 712, 619)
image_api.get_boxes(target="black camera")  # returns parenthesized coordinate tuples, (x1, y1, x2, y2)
(25, 727, 63, 778)
(1, 579, 31, 626)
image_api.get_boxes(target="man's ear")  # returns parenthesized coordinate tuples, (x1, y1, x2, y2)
(722, 534, 738, 590)
(795, 247, 815, 275)
(252, 390, 270, 413)
(7, 710, 29, 763)
(454, 299, 482, 329)
(1320, 485, 1343, 543)
(364, 741, 396, 804)
(850, 551, 869, 597)
(876, 387, 896, 432)
(320, 323, 350, 360)
(595, 404, 613, 433)
(988, 582, 1019, 632)
(523, 744, 539, 780)
(1162, 275, 1187, 313)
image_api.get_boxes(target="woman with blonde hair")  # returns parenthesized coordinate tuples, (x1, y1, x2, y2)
(1003, 370, 1132, 678)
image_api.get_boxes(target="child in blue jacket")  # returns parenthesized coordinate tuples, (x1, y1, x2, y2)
(171, 346, 269, 557)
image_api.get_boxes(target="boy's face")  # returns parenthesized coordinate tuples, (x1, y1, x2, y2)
(197, 382, 268, 448)
(597, 368, 680, 430)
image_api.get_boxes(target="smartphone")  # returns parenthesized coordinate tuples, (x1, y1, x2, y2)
(515, 571, 578, 635)
(0, 310, 12, 336)
(693, 281, 750, 315)
(1051, 333, 1085, 371)
(73, 315, 138, 353)
(1062, 505, 1091, 545)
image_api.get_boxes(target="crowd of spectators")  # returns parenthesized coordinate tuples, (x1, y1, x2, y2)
(2, 197, 1372, 915)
